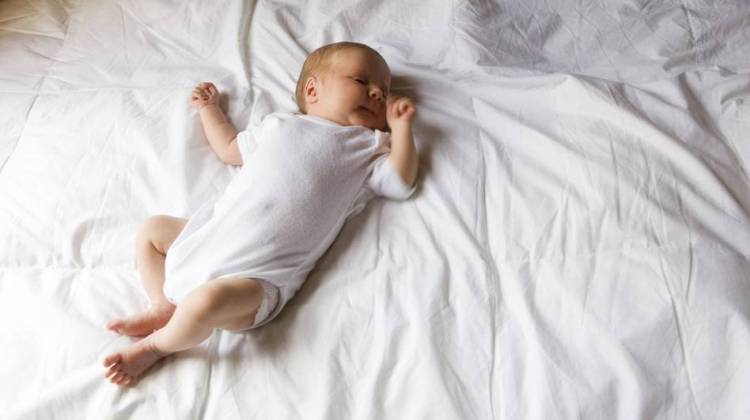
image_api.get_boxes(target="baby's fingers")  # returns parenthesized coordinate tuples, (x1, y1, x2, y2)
(397, 99, 414, 114)
(198, 82, 217, 94)
(194, 82, 215, 93)
(193, 88, 210, 99)
(389, 98, 415, 120)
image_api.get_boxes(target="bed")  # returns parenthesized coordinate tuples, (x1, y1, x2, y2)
(1, 0, 749, 418)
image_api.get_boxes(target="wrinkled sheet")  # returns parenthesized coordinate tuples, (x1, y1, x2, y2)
(1, 0, 749, 419)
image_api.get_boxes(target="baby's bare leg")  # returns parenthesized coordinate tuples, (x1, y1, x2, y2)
(104, 277, 262, 386)
(107, 215, 187, 337)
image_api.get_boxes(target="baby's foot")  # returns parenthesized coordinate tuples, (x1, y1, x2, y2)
(106, 303, 175, 337)
(103, 335, 166, 386)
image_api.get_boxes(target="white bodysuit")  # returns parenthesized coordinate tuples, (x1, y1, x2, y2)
(163, 112, 415, 328)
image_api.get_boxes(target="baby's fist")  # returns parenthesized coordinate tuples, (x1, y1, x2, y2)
(386, 96, 416, 128)
(191, 82, 220, 110)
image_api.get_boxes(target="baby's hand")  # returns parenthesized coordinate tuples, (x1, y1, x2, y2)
(191, 82, 220, 110)
(386, 95, 416, 129)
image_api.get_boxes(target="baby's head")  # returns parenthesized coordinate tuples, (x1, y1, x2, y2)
(295, 42, 391, 130)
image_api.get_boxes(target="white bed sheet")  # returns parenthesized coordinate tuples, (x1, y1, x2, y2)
(1, 0, 749, 419)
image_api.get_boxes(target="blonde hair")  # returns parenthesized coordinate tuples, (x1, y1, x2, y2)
(294, 42, 386, 113)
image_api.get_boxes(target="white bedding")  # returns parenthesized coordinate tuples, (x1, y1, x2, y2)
(1, 1, 749, 419)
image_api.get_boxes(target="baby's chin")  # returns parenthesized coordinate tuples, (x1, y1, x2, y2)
(348, 112, 386, 131)
(305, 110, 385, 130)
(357, 120, 387, 130)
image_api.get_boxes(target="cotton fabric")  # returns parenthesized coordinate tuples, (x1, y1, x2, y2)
(163, 112, 415, 326)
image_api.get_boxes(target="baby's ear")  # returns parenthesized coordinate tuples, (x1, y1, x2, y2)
(304, 77, 319, 105)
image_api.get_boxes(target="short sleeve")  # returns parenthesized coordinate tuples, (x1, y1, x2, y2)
(366, 132, 417, 200)
(235, 129, 258, 162)
(236, 87, 274, 162)
(236, 112, 269, 162)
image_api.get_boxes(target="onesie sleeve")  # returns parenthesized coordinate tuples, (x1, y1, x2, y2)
(365, 132, 417, 201)
(235, 129, 258, 162)
(236, 112, 270, 162)
(235, 89, 275, 162)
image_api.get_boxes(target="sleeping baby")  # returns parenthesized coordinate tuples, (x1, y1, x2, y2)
(102, 42, 418, 386)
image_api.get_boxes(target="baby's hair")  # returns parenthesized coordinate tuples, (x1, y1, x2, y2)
(294, 41, 386, 113)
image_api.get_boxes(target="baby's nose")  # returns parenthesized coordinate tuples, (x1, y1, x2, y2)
(369, 87, 384, 101)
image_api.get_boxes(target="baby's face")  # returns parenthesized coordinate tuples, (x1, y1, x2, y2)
(305, 48, 391, 130)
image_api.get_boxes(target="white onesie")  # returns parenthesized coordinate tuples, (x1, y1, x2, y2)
(163, 112, 415, 328)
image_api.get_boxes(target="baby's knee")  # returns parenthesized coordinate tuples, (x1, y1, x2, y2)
(136, 215, 186, 253)
(188, 279, 262, 326)
(137, 215, 165, 242)
(191, 282, 230, 317)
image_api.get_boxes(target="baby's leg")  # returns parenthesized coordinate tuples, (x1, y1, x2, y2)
(104, 277, 262, 386)
(107, 215, 187, 337)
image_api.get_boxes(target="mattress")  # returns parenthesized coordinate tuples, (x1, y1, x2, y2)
(1, 0, 749, 418)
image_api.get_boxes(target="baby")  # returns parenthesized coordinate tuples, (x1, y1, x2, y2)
(102, 42, 417, 386)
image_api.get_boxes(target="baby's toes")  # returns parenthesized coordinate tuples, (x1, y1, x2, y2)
(105, 320, 122, 333)
(111, 371, 126, 384)
(103, 353, 122, 368)
(119, 373, 133, 386)
(105, 364, 121, 379)
(119, 373, 135, 386)
(115, 372, 129, 385)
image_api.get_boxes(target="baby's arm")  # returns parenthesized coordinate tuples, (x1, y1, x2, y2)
(191, 82, 243, 166)
(386, 96, 418, 187)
